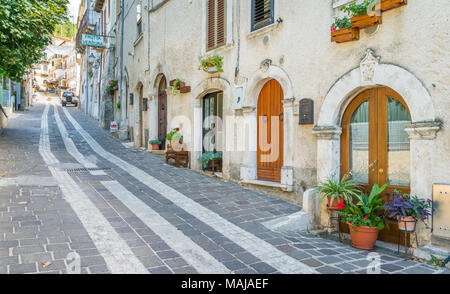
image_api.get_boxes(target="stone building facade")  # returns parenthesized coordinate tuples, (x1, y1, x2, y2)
(78, 0, 450, 250)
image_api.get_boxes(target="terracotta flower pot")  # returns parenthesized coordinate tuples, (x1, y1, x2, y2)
(152, 144, 160, 151)
(347, 222, 379, 251)
(397, 216, 416, 232)
(327, 196, 345, 211)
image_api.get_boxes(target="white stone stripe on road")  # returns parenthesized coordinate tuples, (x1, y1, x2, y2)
(61, 106, 317, 274)
(53, 104, 105, 175)
(39, 104, 148, 274)
(102, 181, 231, 274)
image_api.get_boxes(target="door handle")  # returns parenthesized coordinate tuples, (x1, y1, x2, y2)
(279, 112, 284, 122)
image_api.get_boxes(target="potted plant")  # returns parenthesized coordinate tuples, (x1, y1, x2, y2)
(199, 152, 223, 170)
(341, 0, 382, 29)
(331, 16, 359, 43)
(105, 80, 118, 95)
(149, 139, 162, 151)
(199, 55, 224, 73)
(384, 191, 432, 232)
(338, 183, 387, 250)
(166, 128, 183, 151)
(317, 174, 360, 210)
(170, 78, 185, 95)
(116, 100, 121, 109)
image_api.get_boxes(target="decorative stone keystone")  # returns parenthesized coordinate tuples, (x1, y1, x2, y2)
(360, 48, 380, 84)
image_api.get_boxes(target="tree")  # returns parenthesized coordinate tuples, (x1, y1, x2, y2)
(0, 0, 68, 82)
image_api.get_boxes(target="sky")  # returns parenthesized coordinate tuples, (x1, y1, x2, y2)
(68, 0, 82, 23)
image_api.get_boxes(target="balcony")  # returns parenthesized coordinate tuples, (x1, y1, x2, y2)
(75, 9, 98, 52)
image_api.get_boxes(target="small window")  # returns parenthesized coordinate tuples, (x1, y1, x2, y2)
(251, 0, 274, 31)
(136, 1, 142, 36)
(207, 0, 226, 51)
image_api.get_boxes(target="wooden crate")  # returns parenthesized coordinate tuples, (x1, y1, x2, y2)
(380, 0, 407, 12)
(351, 13, 382, 29)
(331, 28, 360, 43)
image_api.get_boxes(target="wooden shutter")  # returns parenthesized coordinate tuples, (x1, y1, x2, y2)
(207, 0, 226, 51)
(252, 0, 274, 31)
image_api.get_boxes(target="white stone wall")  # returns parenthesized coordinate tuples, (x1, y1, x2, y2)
(119, 0, 449, 223)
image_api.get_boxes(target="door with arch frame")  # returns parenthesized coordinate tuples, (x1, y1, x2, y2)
(257, 79, 284, 183)
(158, 76, 168, 148)
(341, 87, 412, 245)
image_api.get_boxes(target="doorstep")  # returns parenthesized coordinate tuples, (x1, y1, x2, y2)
(413, 244, 450, 269)
(240, 179, 294, 192)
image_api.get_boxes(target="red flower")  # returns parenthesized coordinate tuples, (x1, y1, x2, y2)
(364, 216, 368, 220)
(331, 27, 336, 32)
(337, 202, 345, 210)
(175, 128, 180, 131)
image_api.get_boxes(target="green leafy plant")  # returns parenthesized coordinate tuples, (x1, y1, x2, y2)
(429, 255, 444, 269)
(172, 78, 184, 95)
(104, 80, 118, 95)
(340, 0, 375, 17)
(166, 128, 182, 143)
(199, 55, 224, 73)
(331, 16, 353, 31)
(199, 153, 222, 169)
(149, 139, 162, 145)
(116, 100, 121, 109)
(317, 174, 360, 205)
(339, 183, 388, 230)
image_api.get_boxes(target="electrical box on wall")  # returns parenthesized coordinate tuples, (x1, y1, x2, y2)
(433, 184, 450, 240)
(129, 93, 134, 105)
(234, 86, 244, 110)
(143, 98, 148, 111)
(299, 98, 314, 125)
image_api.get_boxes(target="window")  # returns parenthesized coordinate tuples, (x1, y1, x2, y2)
(137, 0, 142, 36)
(207, 0, 226, 51)
(251, 0, 274, 31)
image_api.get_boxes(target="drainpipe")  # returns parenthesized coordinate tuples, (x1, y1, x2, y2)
(85, 0, 90, 115)
(119, 0, 125, 128)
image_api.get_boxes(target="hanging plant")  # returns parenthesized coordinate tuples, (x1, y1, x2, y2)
(199, 55, 224, 73)
(171, 78, 185, 95)
(116, 100, 121, 109)
(104, 80, 118, 95)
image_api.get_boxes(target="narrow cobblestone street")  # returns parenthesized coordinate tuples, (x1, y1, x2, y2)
(0, 93, 446, 274)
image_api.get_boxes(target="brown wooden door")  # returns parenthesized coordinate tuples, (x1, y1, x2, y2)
(158, 76, 168, 147)
(257, 79, 284, 182)
(341, 87, 412, 244)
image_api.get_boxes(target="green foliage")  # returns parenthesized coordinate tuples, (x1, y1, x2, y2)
(429, 255, 444, 269)
(0, 0, 69, 81)
(317, 174, 361, 205)
(149, 140, 162, 145)
(166, 128, 182, 143)
(53, 19, 76, 39)
(116, 100, 120, 109)
(104, 80, 118, 94)
(340, 0, 375, 17)
(339, 183, 388, 230)
(199, 55, 224, 73)
(172, 78, 184, 95)
(331, 16, 352, 30)
(199, 153, 222, 169)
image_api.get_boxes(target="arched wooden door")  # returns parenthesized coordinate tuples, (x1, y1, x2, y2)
(341, 87, 412, 244)
(158, 76, 168, 148)
(257, 79, 284, 183)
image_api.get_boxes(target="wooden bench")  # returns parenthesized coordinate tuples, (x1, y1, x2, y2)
(165, 145, 189, 168)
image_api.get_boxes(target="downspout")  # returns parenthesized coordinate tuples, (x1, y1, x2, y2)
(235, 0, 240, 82)
(119, 0, 125, 125)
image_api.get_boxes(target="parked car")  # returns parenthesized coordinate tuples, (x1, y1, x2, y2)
(61, 91, 78, 107)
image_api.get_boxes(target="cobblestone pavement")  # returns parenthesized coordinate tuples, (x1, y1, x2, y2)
(0, 93, 447, 274)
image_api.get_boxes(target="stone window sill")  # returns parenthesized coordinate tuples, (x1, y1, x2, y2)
(240, 179, 294, 192)
(247, 22, 280, 40)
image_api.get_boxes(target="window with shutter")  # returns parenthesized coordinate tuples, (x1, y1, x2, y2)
(207, 0, 226, 51)
(251, 0, 274, 31)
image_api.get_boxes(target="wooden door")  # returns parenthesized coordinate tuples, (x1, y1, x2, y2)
(158, 76, 168, 147)
(257, 79, 284, 182)
(202, 92, 223, 154)
(341, 87, 412, 244)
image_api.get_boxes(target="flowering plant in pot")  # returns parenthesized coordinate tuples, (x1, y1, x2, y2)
(317, 174, 360, 210)
(331, 16, 359, 43)
(166, 128, 184, 151)
(384, 191, 432, 232)
(199, 55, 224, 73)
(104, 80, 118, 95)
(149, 139, 162, 151)
(338, 183, 387, 250)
